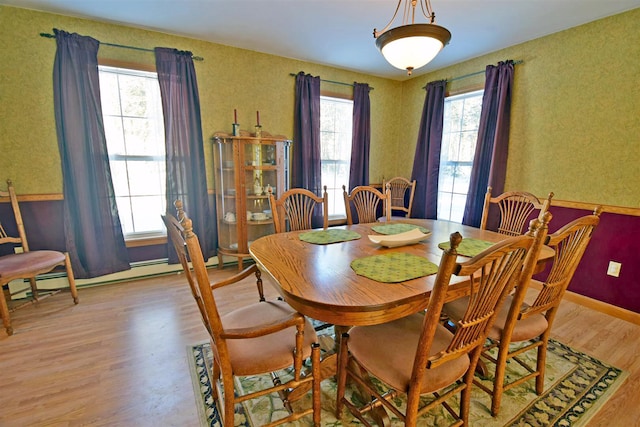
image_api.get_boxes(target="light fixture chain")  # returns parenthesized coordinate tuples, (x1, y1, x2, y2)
(406, 0, 414, 25)
(420, 0, 436, 22)
(374, 0, 404, 37)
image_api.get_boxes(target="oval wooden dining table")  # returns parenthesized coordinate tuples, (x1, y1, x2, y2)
(249, 219, 554, 328)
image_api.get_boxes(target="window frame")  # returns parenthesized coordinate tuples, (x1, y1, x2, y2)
(319, 92, 354, 221)
(98, 60, 168, 242)
(437, 88, 484, 223)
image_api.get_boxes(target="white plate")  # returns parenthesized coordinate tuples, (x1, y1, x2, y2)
(368, 228, 431, 248)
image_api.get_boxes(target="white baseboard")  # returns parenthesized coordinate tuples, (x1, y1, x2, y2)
(8, 256, 220, 299)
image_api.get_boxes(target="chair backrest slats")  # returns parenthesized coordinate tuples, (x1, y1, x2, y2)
(343, 185, 391, 224)
(269, 187, 328, 233)
(481, 186, 554, 236)
(442, 238, 531, 360)
(382, 177, 416, 218)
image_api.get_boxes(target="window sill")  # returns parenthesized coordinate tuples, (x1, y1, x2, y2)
(125, 235, 167, 248)
(328, 217, 347, 227)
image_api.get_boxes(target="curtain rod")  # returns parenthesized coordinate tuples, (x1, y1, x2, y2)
(422, 59, 523, 89)
(39, 32, 204, 61)
(289, 73, 374, 90)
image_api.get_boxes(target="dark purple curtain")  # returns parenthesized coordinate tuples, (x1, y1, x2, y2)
(292, 72, 322, 194)
(462, 60, 515, 227)
(348, 83, 371, 189)
(410, 80, 447, 219)
(155, 47, 214, 263)
(52, 29, 130, 279)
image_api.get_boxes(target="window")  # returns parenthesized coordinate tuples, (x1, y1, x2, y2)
(98, 65, 166, 238)
(437, 90, 483, 222)
(320, 96, 353, 219)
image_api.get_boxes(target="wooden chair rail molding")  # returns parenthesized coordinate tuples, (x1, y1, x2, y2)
(2, 192, 638, 230)
(3, 191, 638, 216)
(0, 193, 64, 202)
(370, 185, 640, 217)
(551, 199, 639, 216)
(2, 191, 639, 216)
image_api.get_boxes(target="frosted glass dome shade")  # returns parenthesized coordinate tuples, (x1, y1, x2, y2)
(376, 23, 451, 74)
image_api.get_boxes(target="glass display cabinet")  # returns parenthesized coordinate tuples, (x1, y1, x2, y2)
(212, 131, 290, 268)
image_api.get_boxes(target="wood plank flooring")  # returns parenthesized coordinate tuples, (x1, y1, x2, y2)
(1, 267, 639, 426)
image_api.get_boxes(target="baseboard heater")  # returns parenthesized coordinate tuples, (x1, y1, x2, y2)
(8, 256, 221, 299)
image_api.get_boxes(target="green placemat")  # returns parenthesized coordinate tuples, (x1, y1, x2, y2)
(299, 229, 361, 245)
(351, 252, 438, 283)
(438, 238, 495, 257)
(371, 223, 430, 235)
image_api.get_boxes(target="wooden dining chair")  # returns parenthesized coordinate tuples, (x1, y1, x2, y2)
(335, 220, 548, 426)
(162, 203, 321, 427)
(162, 202, 223, 333)
(343, 185, 391, 225)
(381, 176, 416, 220)
(268, 186, 328, 233)
(0, 179, 79, 336)
(481, 186, 554, 236)
(445, 207, 601, 416)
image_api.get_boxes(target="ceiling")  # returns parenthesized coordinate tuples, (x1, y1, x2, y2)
(3, 0, 640, 80)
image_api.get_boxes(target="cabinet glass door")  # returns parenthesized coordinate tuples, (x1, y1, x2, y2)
(244, 141, 276, 244)
(212, 133, 290, 268)
(213, 139, 237, 251)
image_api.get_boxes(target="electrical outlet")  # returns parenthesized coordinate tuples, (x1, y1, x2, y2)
(607, 261, 621, 278)
(14, 246, 24, 254)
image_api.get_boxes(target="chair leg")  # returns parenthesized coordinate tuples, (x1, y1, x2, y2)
(28, 277, 39, 301)
(336, 333, 390, 427)
(0, 286, 13, 335)
(335, 332, 350, 419)
(536, 340, 548, 394)
(491, 340, 511, 416)
(311, 342, 321, 426)
(221, 371, 236, 427)
(459, 374, 473, 425)
(405, 388, 422, 426)
(462, 351, 484, 424)
(65, 253, 79, 304)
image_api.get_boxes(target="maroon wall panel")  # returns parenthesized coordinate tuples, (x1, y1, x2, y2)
(543, 206, 640, 313)
(1, 200, 167, 264)
(4, 200, 638, 313)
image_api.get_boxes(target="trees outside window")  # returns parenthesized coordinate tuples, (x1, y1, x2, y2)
(437, 90, 483, 222)
(320, 95, 353, 219)
(99, 65, 166, 238)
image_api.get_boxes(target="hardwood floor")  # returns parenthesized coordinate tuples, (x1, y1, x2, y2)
(1, 267, 639, 426)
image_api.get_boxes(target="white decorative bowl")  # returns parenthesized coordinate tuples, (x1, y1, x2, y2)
(367, 228, 431, 248)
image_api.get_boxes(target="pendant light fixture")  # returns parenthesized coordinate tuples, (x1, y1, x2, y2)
(374, 0, 451, 76)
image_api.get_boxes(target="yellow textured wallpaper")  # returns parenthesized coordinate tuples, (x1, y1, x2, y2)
(0, 6, 403, 194)
(401, 8, 639, 208)
(1, 6, 638, 207)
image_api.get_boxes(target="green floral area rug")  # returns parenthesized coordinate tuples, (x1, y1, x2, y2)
(188, 327, 627, 427)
